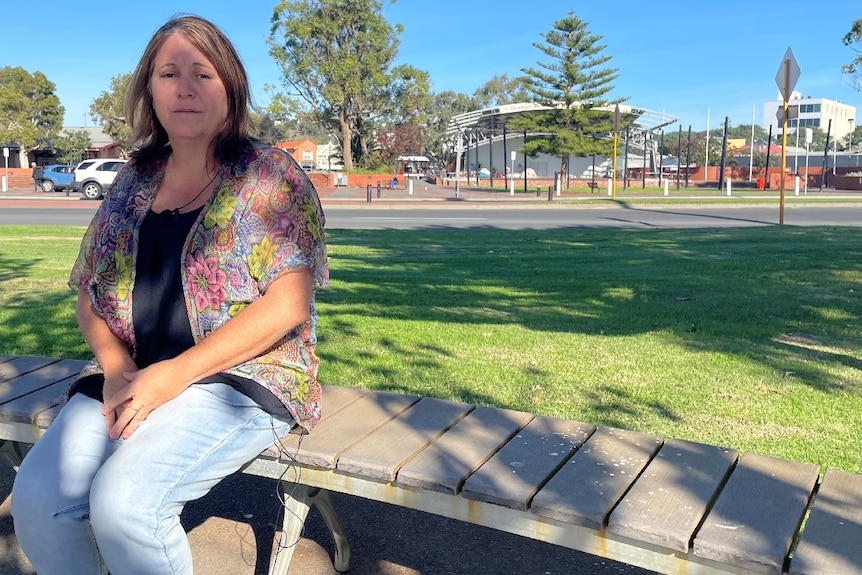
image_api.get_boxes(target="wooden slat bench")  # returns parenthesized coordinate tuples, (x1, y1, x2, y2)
(1, 354, 860, 575)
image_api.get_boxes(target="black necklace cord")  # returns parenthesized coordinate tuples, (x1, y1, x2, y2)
(167, 169, 219, 219)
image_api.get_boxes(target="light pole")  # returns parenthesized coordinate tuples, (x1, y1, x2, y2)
(509, 150, 515, 195)
(833, 133, 838, 175)
(804, 127, 812, 195)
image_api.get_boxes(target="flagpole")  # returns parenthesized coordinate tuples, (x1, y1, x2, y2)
(749, 105, 755, 181)
(704, 108, 710, 181)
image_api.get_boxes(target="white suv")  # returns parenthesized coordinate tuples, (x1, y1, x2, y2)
(70, 158, 128, 199)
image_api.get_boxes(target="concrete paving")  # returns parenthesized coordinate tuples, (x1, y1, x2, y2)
(0, 180, 560, 205)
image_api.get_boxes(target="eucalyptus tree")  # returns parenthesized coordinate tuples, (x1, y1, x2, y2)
(424, 90, 474, 161)
(52, 129, 92, 164)
(351, 63, 431, 168)
(269, 0, 405, 171)
(0, 66, 64, 157)
(471, 74, 532, 109)
(842, 19, 862, 92)
(89, 73, 133, 153)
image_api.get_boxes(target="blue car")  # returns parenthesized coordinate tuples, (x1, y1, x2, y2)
(39, 164, 75, 192)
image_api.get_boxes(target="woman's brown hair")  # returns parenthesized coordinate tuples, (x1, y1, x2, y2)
(126, 14, 252, 164)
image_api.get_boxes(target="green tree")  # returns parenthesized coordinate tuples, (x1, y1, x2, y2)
(509, 12, 622, 187)
(259, 87, 328, 143)
(268, 0, 403, 171)
(471, 74, 532, 109)
(52, 129, 92, 164)
(426, 90, 474, 160)
(847, 125, 862, 151)
(89, 73, 132, 152)
(0, 66, 64, 155)
(724, 123, 769, 143)
(353, 63, 431, 167)
(842, 19, 862, 91)
(251, 112, 289, 146)
(375, 123, 424, 168)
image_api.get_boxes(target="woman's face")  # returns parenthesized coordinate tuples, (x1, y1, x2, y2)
(150, 32, 228, 148)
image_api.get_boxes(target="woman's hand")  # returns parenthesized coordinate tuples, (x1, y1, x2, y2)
(102, 367, 136, 436)
(101, 360, 189, 439)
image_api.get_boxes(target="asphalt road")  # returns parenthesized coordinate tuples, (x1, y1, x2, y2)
(1, 199, 862, 229)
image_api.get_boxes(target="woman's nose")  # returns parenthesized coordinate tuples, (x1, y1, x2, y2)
(176, 77, 195, 97)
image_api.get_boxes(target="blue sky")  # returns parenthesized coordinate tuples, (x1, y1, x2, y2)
(3, 0, 860, 133)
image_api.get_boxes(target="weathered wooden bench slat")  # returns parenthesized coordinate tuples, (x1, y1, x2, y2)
(693, 452, 821, 574)
(531, 426, 663, 529)
(788, 468, 862, 575)
(396, 405, 534, 495)
(607, 438, 738, 552)
(282, 390, 418, 469)
(337, 397, 474, 481)
(0, 378, 66, 430)
(0, 356, 71, 403)
(259, 384, 369, 459)
(0, 359, 85, 443)
(461, 415, 595, 510)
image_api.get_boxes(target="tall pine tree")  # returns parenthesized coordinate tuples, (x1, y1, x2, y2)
(512, 12, 623, 188)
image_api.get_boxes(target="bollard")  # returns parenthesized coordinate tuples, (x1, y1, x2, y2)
(548, 186, 552, 201)
(663, 179, 669, 196)
(536, 186, 541, 197)
(377, 182, 382, 198)
(366, 184, 372, 203)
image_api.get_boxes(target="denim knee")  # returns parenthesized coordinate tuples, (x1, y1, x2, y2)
(89, 464, 159, 539)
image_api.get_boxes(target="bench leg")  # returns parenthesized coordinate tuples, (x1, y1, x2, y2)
(269, 484, 352, 575)
(269, 483, 313, 575)
(312, 489, 352, 572)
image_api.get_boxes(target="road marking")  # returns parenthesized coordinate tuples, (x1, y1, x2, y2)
(353, 217, 487, 221)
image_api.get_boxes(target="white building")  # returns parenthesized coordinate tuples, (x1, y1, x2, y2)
(763, 93, 856, 141)
(316, 140, 343, 171)
(447, 102, 676, 179)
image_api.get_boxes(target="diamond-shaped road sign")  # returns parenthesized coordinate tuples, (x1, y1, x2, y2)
(775, 47, 801, 103)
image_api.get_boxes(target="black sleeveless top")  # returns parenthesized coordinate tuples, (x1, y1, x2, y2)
(70, 207, 291, 418)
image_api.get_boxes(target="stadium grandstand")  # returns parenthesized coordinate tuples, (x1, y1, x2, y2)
(445, 102, 677, 185)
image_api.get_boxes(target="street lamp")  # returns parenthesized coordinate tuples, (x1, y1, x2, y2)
(804, 127, 812, 195)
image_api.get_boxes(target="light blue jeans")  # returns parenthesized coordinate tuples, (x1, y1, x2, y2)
(12, 383, 293, 575)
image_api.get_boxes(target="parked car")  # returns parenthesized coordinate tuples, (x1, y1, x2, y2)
(70, 158, 128, 199)
(39, 164, 75, 193)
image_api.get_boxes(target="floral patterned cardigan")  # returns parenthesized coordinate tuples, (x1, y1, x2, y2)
(67, 144, 329, 431)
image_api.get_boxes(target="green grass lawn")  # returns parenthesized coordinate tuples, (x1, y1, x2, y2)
(1, 224, 860, 473)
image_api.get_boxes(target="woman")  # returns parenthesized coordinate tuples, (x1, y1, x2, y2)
(12, 14, 328, 575)
(31, 161, 43, 191)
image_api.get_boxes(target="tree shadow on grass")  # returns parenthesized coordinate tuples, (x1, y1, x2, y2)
(316, 226, 862, 446)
